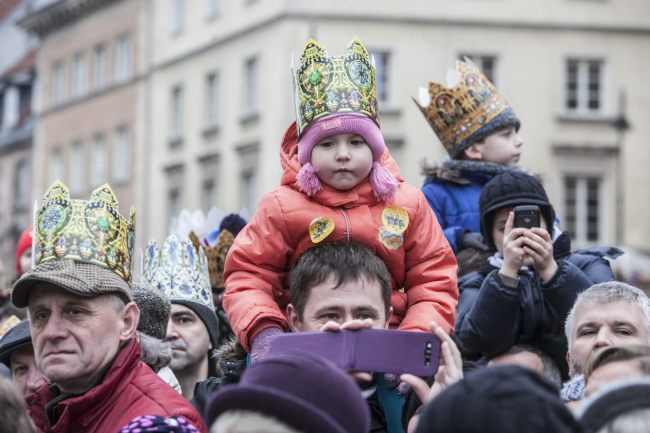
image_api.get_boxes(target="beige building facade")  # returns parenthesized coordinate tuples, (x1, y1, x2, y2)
(144, 0, 650, 256)
(21, 0, 146, 235)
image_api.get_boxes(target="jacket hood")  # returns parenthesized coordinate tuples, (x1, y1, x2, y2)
(279, 122, 403, 205)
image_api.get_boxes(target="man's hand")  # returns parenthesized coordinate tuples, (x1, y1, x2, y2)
(320, 319, 374, 382)
(401, 324, 463, 433)
(522, 227, 558, 283)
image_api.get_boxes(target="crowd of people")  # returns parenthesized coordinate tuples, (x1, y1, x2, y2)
(0, 36, 648, 433)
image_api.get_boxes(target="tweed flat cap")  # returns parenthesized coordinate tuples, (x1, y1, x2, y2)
(12, 259, 132, 308)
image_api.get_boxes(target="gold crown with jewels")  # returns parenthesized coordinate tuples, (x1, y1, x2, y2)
(414, 59, 514, 155)
(33, 180, 136, 284)
(293, 36, 379, 135)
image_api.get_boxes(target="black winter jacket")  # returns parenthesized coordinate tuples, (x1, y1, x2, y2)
(454, 231, 621, 379)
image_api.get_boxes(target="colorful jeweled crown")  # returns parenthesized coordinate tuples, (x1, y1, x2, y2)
(414, 59, 515, 156)
(141, 235, 214, 309)
(293, 36, 379, 135)
(33, 180, 136, 284)
(189, 229, 234, 290)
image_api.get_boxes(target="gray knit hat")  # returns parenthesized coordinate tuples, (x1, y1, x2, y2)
(12, 259, 133, 308)
(132, 283, 171, 341)
(0, 320, 31, 367)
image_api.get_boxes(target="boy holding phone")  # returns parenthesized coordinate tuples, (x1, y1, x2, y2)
(454, 171, 620, 379)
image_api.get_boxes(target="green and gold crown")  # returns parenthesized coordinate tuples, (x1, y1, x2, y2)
(414, 59, 517, 156)
(33, 180, 136, 284)
(293, 36, 379, 135)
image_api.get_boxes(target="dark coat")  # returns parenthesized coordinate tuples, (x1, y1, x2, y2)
(421, 160, 507, 253)
(454, 231, 621, 378)
(27, 338, 206, 433)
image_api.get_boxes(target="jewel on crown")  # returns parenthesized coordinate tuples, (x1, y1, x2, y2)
(413, 59, 511, 154)
(141, 235, 214, 309)
(293, 36, 380, 136)
(33, 180, 136, 284)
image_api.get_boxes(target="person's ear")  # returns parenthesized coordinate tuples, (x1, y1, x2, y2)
(286, 304, 301, 332)
(119, 302, 140, 342)
(463, 143, 484, 161)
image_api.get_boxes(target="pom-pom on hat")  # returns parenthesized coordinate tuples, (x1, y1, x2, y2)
(15, 227, 32, 275)
(295, 113, 398, 200)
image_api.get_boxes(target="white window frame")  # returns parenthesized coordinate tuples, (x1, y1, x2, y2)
(92, 134, 108, 186)
(563, 57, 606, 117)
(169, 0, 186, 35)
(243, 56, 259, 116)
(112, 125, 130, 183)
(170, 84, 184, 141)
(70, 140, 86, 194)
(73, 52, 86, 98)
(370, 50, 393, 107)
(52, 61, 65, 106)
(204, 72, 220, 129)
(116, 35, 133, 83)
(237, 143, 259, 212)
(94, 44, 108, 90)
(50, 147, 65, 183)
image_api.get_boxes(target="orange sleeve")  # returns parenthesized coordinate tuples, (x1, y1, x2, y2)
(223, 192, 294, 351)
(399, 190, 459, 333)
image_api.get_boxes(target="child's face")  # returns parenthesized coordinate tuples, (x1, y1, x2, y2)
(310, 133, 373, 191)
(492, 206, 548, 255)
(473, 127, 523, 168)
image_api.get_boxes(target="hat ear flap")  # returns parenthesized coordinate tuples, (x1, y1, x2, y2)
(296, 162, 322, 197)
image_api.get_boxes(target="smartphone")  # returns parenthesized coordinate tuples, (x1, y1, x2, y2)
(514, 205, 540, 229)
(269, 328, 441, 376)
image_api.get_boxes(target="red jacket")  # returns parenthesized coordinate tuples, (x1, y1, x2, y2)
(224, 123, 458, 350)
(27, 338, 207, 433)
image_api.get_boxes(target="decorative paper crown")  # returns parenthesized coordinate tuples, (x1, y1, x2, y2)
(33, 180, 136, 284)
(293, 36, 379, 136)
(414, 59, 515, 156)
(141, 235, 214, 309)
(189, 229, 234, 290)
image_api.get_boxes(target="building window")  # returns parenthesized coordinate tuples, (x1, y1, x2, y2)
(14, 159, 29, 210)
(92, 134, 108, 186)
(50, 147, 65, 183)
(371, 51, 391, 105)
(116, 35, 133, 82)
(73, 53, 86, 98)
(170, 0, 186, 35)
(565, 59, 603, 114)
(70, 140, 86, 194)
(52, 61, 65, 106)
(204, 72, 219, 129)
(563, 175, 602, 244)
(1, 86, 18, 130)
(243, 56, 259, 116)
(200, 156, 219, 211)
(113, 126, 130, 183)
(459, 53, 498, 85)
(205, 0, 219, 19)
(166, 165, 184, 225)
(170, 84, 184, 143)
(237, 143, 259, 212)
(94, 44, 108, 90)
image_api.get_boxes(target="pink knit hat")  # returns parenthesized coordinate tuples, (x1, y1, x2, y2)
(296, 113, 398, 200)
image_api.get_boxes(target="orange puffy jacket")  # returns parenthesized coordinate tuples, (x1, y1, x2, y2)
(223, 122, 458, 350)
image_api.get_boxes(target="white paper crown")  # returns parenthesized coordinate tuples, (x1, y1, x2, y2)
(141, 235, 213, 309)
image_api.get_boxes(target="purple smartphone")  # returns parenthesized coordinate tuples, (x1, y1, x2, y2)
(269, 328, 441, 376)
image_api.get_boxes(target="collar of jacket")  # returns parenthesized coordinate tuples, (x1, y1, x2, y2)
(31, 338, 140, 431)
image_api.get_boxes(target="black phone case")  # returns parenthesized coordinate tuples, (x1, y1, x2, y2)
(514, 205, 540, 229)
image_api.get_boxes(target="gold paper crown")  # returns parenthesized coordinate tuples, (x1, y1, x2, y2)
(189, 229, 234, 289)
(414, 60, 513, 154)
(293, 36, 379, 135)
(33, 180, 136, 284)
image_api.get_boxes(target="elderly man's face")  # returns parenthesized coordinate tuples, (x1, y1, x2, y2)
(288, 275, 389, 332)
(10, 345, 48, 397)
(567, 300, 649, 376)
(166, 304, 212, 373)
(27, 284, 137, 392)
